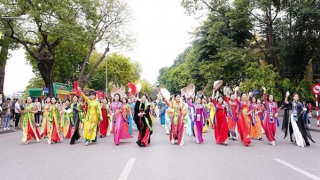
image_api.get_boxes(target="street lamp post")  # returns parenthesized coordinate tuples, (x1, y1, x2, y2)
(106, 56, 108, 95)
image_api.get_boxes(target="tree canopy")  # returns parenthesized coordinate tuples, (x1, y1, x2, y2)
(158, 0, 320, 101)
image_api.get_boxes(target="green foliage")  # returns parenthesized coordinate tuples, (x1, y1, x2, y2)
(282, 78, 294, 92)
(22, 76, 45, 99)
(26, 40, 88, 86)
(295, 80, 314, 102)
(135, 79, 153, 96)
(282, 79, 315, 102)
(240, 62, 283, 101)
(87, 53, 141, 91)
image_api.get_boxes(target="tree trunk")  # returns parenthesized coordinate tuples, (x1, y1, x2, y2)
(37, 59, 54, 97)
(266, 7, 280, 72)
(79, 47, 109, 89)
(0, 37, 10, 95)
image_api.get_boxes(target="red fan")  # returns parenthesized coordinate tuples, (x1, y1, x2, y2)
(127, 82, 137, 96)
(96, 91, 104, 99)
(74, 82, 81, 96)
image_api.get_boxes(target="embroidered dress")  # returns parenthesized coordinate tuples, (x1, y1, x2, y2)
(21, 103, 41, 143)
(134, 101, 152, 147)
(187, 99, 206, 144)
(47, 104, 62, 144)
(81, 93, 102, 143)
(111, 101, 132, 146)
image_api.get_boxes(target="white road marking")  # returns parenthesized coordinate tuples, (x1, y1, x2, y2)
(118, 158, 136, 180)
(274, 158, 320, 180)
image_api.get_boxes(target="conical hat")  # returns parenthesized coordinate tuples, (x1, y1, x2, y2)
(181, 87, 188, 97)
(160, 88, 170, 101)
(186, 83, 195, 95)
(166, 107, 174, 117)
(213, 80, 223, 90)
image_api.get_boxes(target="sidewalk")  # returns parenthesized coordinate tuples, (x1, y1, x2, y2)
(0, 120, 22, 135)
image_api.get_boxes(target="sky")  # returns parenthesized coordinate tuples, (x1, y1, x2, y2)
(4, 0, 201, 94)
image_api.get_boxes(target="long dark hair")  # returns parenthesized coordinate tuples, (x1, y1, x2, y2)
(102, 97, 109, 104)
(122, 97, 128, 103)
(113, 93, 121, 102)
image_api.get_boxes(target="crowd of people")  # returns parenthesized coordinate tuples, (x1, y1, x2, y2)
(156, 86, 315, 147)
(0, 85, 316, 148)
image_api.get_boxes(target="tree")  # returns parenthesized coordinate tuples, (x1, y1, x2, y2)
(135, 79, 153, 96)
(0, 23, 19, 95)
(26, 40, 88, 86)
(22, 76, 45, 99)
(239, 62, 283, 101)
(77, 0, 134, 89)
(87, 53, 141, 91)
(0, 0, 98, 96)
(276, 0, 320, 81)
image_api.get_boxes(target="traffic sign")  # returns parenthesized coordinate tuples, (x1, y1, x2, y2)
(44, 87, 49, 94)
(311, 84, 320, 94)
(253, 90, 260, 95)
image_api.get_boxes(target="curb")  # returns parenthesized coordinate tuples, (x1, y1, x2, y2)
(309, 127, 320, 132)
(0, 129, 22, 135)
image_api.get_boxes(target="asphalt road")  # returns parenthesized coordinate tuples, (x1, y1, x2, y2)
(0, 118, 319, 180)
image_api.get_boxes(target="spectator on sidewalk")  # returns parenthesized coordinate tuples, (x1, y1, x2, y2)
(2, 98, 12, 130)
(308, 103, 313, 118)
(302, 101, 311, 126)
(20, 100, 26, 129)
(11, 98, 16, 120)
(15, 99, 21, 129)
(0, 104, 2, 128)
(34, 98, 41, 127)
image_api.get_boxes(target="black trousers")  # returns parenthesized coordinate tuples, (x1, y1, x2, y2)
(15, 113, 21, 127)
(35, 111, 40, 124)
(11, 109, 15, 119)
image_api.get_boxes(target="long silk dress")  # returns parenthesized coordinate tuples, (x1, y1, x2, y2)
(122, 103, 131, 132)
(186, 102, 194, 136)
(224, 97, 238, 138)
(81, 93, 102, 143)
(21, 103, 41, 143)
(47, 104, 62, 144)
(165, 100, 188, 145)
(284, 101, 315, 147)
(236, 100, 252, 146)
(250, 103, 263, 139)
(134, 100, 152, 147)
(62, 106, 72, 139)
(212, 100, 228, 144)
(207, 103, 216, 129)
(158, 100, 167, 126)
(202, 103, 209, 133)
(40, 103, 50, 138)
(111, 101, 133, 146)
(100, 104, 110, 137)
(68, 103, 83, 144)
(263, 93, 279, 143)
(187, 99, 206, 144)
